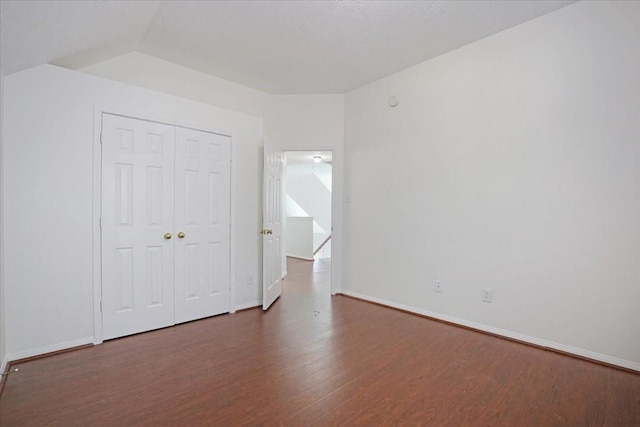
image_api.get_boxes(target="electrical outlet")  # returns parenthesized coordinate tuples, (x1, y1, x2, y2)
(435, 280, 443, 293)
(482, 288, 492, 303)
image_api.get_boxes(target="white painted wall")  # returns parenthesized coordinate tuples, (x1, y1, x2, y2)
(263, 95, 345, 291)
(285, 194, 308, 218)
(3, 64, 263, 359)
(286, 217, 314, 260)
(286, 166, 332, 258)
(264, 95, 344, 152)
(286, 164, 332, 233)
(80, 52, 265, 117)
(344, 0, 640, 370)
(0, 74, 6, 373)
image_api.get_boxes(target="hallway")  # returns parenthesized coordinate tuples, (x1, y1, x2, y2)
(280, 257, 332, 315)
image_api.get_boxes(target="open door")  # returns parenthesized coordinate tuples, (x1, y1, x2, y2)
(262, 140, 284, 310)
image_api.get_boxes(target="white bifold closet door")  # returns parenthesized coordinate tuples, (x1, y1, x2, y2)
(101, 114, 230, 340)
(174, 127, 231, 324)
(101, 115, 176, 340)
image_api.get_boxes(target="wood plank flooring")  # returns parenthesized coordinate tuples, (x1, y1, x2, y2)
(1, 257, 638, 426)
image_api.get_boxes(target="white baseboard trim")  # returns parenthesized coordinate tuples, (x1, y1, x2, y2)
(6, 337, 94, 363)
(235, 300, 261, 311)
(1, 356, 8, 376)
(339, 290, 640, 372)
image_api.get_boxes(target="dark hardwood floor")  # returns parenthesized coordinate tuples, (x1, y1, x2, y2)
(1, 257, 638, 426)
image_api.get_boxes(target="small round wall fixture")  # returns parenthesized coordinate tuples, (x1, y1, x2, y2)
(388, 96, 399, 107)
(313, 155, 323, 163)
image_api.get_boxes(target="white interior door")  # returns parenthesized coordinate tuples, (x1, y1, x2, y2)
(262, 140, 284, 310)
(174, 127, 231, 323)
(101, 114, 176, 340)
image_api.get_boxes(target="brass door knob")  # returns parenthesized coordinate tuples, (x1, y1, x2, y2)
(267, 229, 273, 235)
(164, 232, 172, 240)
(177, 232, 185, 239)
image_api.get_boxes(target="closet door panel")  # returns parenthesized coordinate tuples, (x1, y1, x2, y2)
(102, 114, 176, 340)
(174, 127, 231, 323)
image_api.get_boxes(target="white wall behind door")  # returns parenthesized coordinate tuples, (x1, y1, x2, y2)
(3, 64, 263, 359)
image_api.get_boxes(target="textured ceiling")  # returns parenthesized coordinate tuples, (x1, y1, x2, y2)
(0, 1, 161, 76)
(1, 0, 575, 94)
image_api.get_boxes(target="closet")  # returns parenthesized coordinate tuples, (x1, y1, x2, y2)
(101, 113, 231, 340)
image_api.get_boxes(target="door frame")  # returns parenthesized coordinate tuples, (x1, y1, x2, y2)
(280, 147, 342, 296)
(92, 105, 237, 344)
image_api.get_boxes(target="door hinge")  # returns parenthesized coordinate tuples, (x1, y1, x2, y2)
(99, 132, 103, 144)
(100, 301, 103, 312)
(99, 217, 102, 229)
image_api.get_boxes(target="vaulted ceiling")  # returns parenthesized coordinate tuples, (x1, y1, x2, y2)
(1, 0, 575, 94)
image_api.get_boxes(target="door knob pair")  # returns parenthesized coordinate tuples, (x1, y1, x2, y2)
(260, 229, 273, 235)
(164, 232, 186, 240)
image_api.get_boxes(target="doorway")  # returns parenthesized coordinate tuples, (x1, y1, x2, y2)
(283, 151, 332, 291)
